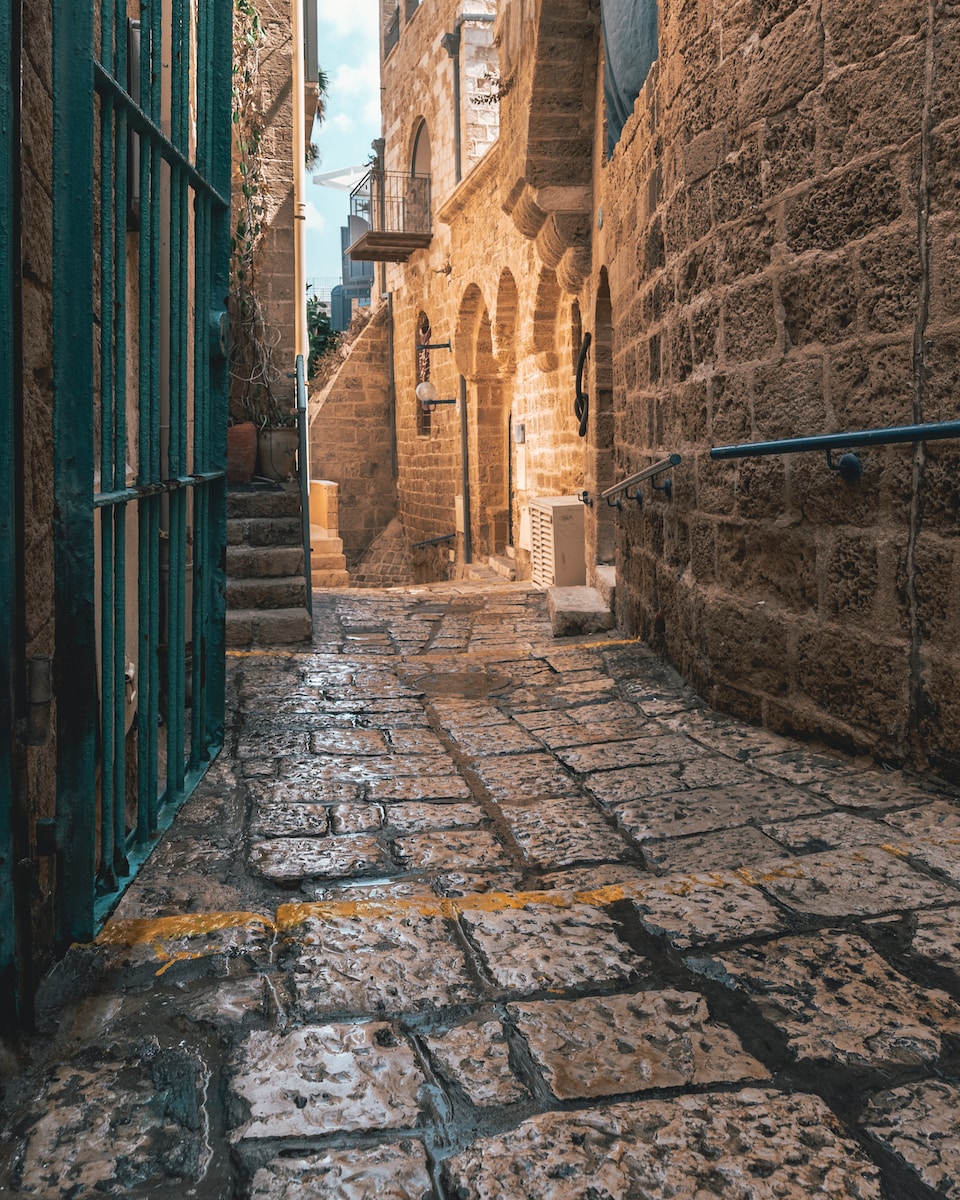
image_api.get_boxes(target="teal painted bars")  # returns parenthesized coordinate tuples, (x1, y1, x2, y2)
(53, 0, 230, 940)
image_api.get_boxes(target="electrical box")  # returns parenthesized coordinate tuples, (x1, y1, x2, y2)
(529, 496, 586, 588)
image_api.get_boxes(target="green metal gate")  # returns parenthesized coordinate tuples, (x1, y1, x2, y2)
(52, 0, 231, 944)
(0, 0, 17, 1026)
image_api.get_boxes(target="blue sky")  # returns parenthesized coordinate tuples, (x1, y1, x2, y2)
(305, 1, 382, 285)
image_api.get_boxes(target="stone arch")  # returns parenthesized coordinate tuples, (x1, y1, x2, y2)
(531, 268, 561, 372)
(493, 268, 519, 371)
(457, 284, 509, 559)
(410, 117, 431, 176)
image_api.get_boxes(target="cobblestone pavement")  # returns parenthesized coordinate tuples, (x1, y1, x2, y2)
(3, 582, 960, 1198)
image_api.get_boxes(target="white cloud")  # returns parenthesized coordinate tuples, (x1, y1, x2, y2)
(303, 201, 327, 232)
(317, 0, 379, 45)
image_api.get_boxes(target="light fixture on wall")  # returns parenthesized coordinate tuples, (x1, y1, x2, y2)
(416, 381, 457, 411)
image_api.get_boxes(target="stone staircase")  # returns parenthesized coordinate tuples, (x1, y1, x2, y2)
(308, 481, 350, 589)
(225, 484, 313, 646)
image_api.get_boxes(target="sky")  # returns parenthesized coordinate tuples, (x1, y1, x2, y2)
(305, 0, 382, 287)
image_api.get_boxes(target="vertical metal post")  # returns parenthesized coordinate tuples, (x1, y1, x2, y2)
(459, 374, 472, 563)
(52, 0, 98, 947)
(296, 354, 313, 619)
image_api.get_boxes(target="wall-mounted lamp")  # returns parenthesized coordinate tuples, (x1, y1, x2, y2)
(416, 381, 457, 411)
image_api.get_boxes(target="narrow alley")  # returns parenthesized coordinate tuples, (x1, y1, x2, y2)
(3, 581, 960, 1198)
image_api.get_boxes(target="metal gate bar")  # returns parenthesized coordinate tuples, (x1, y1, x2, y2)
(54, 0, 229, 942)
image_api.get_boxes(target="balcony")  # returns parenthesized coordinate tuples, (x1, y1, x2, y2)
(347, 169, 432, 263)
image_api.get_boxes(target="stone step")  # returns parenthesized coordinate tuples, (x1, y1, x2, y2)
(226, 575, 307, 610)
(309, 549, 348, 572)
(488, 554, 516, 581)
(310, 528, 345, 555)
(226, 486, 301, 520)
(227, 545, 303, 579)
(225, 607, 313, 647)
(593, 564, 616, 610)
(546, 585, 616, 637)
(312, 568, 351, 588)
(464, 562, 501, 583)
(226, 516, 302, 547)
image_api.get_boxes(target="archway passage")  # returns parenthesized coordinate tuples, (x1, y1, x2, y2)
(458, 286, 509, 560)
(589, 269, 616, 566)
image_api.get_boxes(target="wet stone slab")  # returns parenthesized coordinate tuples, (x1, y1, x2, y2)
(863, 1078, 960, 1199)
(808, 770, 957, 809)
(366, 774, 473, 803)
(629, 872, 788, 948)
(285, 911, 479, 1017)
(459, 901, 642, 994)
(615, 782, 830, 841)
(497, 796, 634, 869)
(393, 829, 514, 872)
(384, 801, 488, 834)
(882, 798, 960, 837)
(250, 801, 330, 838)
(534, 716, 659, 750)
(229, 1024, 425, 1140)
(641, 825, 787, 874)
(510, 990, 768, 1099)
(246, 1142, 434, 1200)
(535, 862, 651, 891)
(13, 1050, 209, 1195)
(690, 931, 960, 1069)
(469, 753, 581, 802)
(755, 845, 960, 917)
(585, 756, 760, 806)
(443, 1089, 882, 1199)
(299, 754, 447, 782)
(423, 1019, 529, 1107)
(556, 734, 708, 776)
(248, 835, 395, 883)
(449, 722, 545, 757)
(759, 811, 893, 853)
(894, 905, 960, 984)
(329, 803, 386, 834)
(246, 778, 363, 806)
(749, 752, 854, 788)
(669, 716, 799, 759)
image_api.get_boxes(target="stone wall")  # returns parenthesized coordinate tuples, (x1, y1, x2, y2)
(592, 0, 960, 775)
(310, 307, 399, 566)
(373, 0, 960, 774)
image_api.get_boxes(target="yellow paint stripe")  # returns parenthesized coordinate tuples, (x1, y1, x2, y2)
(95, 911, 274, 945)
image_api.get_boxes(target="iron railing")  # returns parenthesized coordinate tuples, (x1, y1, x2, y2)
(710, 420, 960, 461)
(350, 169, 431, 238)
(296, 354, 313, 620)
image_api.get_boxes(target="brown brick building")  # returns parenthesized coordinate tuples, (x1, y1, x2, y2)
(327, 0, 960, 777)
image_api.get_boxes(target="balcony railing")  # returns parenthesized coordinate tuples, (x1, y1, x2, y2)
(347, 168, 432, 262)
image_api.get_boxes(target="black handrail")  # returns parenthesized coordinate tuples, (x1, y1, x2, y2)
(574, 332, 591, 438)
(710, 420, 960, 461)
(600, 454, 682, 500)
(413, 532, 456, 548)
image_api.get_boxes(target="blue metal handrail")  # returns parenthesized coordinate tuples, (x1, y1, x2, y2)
(295, 354, 313, 620)
(711, 420, 960, 461)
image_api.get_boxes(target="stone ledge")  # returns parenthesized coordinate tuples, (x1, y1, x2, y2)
(546, 586, 616, 637)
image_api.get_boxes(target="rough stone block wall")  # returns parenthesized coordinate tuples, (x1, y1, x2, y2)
(596, 0, 960, 776)
(20, 2, 58, 971)
(310, 307, 399, 566)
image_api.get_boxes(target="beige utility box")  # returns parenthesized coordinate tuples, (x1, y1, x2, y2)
(529, 496, 586, 588)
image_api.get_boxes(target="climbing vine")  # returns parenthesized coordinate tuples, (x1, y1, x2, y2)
(229, 0, 284, 425)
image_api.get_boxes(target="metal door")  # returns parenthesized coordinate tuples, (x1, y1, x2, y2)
(52, 0, 231, 945)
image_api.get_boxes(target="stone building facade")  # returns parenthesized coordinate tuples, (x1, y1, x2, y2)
(356, 0, 960, 777)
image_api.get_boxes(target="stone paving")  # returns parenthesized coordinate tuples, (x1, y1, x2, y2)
(3, 580, 960, 1198)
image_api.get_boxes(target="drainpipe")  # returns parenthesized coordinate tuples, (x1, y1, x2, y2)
(291, 0, 309, 369)
(441, 13, 495, 185)
(459, 375, 472, 563)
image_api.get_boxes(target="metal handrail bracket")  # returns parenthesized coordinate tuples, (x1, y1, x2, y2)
(600, 454, 682, 501)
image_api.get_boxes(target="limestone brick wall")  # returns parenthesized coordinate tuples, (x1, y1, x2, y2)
(379, 0, 588, 574)
(309, 307, 399, 565)
(592, 0, 960, 775)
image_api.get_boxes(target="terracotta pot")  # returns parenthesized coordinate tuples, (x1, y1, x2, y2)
(226, 421, 258, 484)
(257, 426, 299, 481)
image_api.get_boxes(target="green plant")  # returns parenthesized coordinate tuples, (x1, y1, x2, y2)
(307, 293, 341, 377)
(229, 0, 285, 426)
